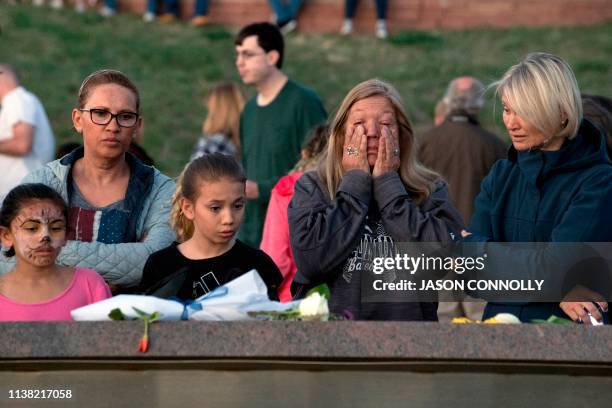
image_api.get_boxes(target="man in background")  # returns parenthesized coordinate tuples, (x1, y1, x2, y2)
(420, 76, 506, 224)
(433, 98, 448, 127)
(234, 23, 327, 248)
(419, 76, 506, 321)
(0, 64, 55, 201)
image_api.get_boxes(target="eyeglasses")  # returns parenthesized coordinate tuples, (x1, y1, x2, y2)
(79, 108, 139, 128)
(235, 50, 266, 60)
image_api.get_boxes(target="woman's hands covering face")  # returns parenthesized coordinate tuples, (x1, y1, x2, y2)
(342, 124, 369, 173)
(372, 124, 401, 178)
(342, 123, 400, 176)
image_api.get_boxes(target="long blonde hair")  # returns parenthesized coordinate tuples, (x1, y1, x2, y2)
(318, 79, 438, 204)
(170, 154, 246, 242)
(202, 82, 245, 150)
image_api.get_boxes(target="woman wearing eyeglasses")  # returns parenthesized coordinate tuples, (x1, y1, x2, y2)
(0, 70, 176, 291)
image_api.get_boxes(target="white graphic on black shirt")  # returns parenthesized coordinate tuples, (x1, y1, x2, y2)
(342, 216, 397, 284)
(192, 271, 221, 298)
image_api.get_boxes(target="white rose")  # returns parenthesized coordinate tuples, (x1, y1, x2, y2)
(489, 313, 521, 324)
(298, 293, 329, 319)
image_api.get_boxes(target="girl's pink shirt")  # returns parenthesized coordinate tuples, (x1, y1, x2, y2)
(0, 268, 111, 321)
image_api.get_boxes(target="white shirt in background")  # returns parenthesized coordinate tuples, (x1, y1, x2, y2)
(0, 86, 55, 200)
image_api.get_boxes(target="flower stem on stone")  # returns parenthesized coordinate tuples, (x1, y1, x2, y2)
(139, 320, 149, 353)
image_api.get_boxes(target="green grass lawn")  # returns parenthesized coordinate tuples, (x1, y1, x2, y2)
(2, 4, 611, 177)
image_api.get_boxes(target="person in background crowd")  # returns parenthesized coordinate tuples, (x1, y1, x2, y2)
(260, 123, 329, 302)
(340, 0, 389, 39)
(584, 94, 612, 113)
(419, 76, 507, 322)
(191, 82, 245, 161)
(234, 22, 327, 248)
(191, 0, 211, 27)
(433, 98, 448, 127)
(0, 69, 175, 293)
(420, 77, 506, 227)
(463, 53, 612, 324)
(73, 0, 99, 13)
(0, 183, 110, 321)
(150, 0, 181, 23)
(267, 0, 302, 34)
(582, 94, 612, 157)
(0, 64, 55, 203)
(98, 0, 178, 21)
(289, 79, 464, 320)
(99, 0, 117, 17)
(32, 0, 63, 9)
(139, 154, 282, 301)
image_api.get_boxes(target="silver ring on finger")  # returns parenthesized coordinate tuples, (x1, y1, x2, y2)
(347, 146, 359, 157)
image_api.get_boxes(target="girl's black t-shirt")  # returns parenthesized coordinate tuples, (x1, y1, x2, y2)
(139, 240, 282, 301)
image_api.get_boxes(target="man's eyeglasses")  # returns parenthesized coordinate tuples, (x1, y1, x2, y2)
(79, 108, 139, 128)
(235, 51, 266, 60)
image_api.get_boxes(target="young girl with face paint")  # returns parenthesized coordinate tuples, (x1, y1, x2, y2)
(0, 183, 111, 321)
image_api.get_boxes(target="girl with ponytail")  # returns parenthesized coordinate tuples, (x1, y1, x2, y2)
(139, 153, 281, 300)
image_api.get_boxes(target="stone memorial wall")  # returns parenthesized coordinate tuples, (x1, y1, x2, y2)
(1, 322, 611, 407)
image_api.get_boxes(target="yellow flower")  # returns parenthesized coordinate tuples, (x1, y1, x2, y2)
(451, 317, 476, 324)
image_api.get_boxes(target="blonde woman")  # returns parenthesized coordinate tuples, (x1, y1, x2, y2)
(288, 79, 464, 320)
(191, 82, 245, 161)
(463, 53, 612, 323)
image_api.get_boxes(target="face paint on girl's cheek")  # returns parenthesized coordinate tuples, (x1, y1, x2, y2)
(11, 202, 66, 264)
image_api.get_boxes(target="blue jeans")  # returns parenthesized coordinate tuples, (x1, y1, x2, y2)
(345, 0, 388, 20)
(268, 0, 303, 24)
(105, 0, 178, 14)
(144, 0, 179, 15)
(195, 0, 209, 16)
